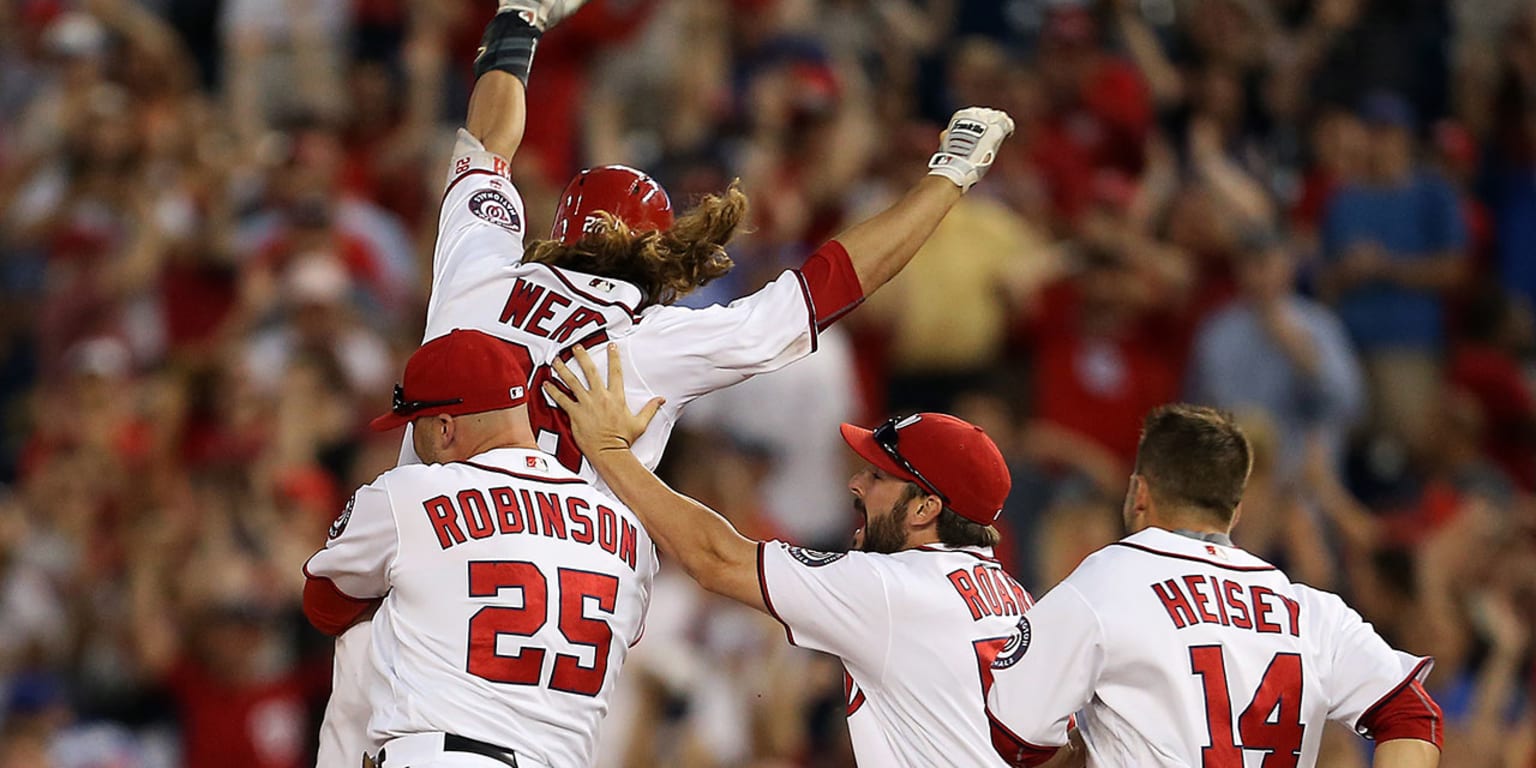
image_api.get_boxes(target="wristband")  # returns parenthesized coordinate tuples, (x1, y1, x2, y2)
(474, 11, 543, 85)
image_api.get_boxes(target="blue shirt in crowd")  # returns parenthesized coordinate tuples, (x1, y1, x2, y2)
(1322, 171, 1466, 352)
(1188, 297, 1366, 480)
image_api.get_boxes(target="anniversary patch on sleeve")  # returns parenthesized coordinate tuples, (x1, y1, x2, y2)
(786, 545, 847, 567)
(992, 617, 1032, 669)
(469, 189, 523, 234)
(328, 495, 356, 540)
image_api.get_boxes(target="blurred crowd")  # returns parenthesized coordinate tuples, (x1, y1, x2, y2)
(1, 0, 1534, 766)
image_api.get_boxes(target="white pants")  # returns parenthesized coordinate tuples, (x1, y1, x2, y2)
(375, 733, 548, 768)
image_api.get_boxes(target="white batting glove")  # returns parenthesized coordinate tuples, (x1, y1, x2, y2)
(498, 0, 589, 32)
(927, 107, 1016, 192)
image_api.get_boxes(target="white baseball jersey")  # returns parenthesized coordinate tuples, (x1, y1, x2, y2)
(305, 447, 658, 767)
(986, 527, 1434, 767)
(757, 541, 1035, 768)
(318, 130, 825, 767)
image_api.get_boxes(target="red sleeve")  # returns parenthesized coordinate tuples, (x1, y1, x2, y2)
(796, 240, 864, 330)
(1355, 678, 1443, 747)
(302, 574, 381, 637)
(988, 712, 1062, 767)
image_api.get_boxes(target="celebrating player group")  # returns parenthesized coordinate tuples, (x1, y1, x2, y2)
(300, 1, 1444, 766)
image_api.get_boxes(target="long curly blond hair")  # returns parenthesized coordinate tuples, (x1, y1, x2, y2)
(523, 184, 749, 308)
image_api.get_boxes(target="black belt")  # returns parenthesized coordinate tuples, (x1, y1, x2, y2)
(376, 734, 520, 768)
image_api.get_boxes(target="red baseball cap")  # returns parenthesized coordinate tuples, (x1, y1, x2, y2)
(840, 413, 1012, 525)
(369, 329, 531, 432)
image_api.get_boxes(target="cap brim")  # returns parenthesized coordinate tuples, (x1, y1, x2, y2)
(369, 411, 410, 432)
(839, 423, 919, 484)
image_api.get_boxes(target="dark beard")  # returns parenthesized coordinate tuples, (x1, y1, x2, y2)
(859, 502, 908, 554)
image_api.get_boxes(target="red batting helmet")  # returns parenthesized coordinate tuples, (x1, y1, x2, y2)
(550, 165, 674, 245)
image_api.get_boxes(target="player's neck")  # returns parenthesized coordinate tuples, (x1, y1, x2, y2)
(901, 530, 943, 551)
(453, 431, 541, 461)
(1148, 511, 1230, 539)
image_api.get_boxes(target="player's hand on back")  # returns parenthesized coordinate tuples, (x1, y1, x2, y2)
(497, 0, 590, 32)
(546, 344, 664, 455)
(927, 107, 1016, 192)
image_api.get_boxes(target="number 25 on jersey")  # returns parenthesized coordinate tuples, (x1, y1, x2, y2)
(466, 560, 619, 697)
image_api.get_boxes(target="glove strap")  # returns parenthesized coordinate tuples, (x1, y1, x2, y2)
(475, 11, 543, 85)
(927, 153, 976, 191)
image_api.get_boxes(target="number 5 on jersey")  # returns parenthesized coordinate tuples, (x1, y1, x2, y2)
(466, 560, 619, 697)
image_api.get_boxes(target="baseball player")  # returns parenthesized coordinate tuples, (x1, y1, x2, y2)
(303, 329, 658, 767)
(541, 344, 1082, 768)
(318, 0, 1018, 762)
(985, 404, 1443, 767)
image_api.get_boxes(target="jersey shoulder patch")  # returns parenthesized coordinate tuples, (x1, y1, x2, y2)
(328, 495, 356, 540)
(786, 546, 847, 567)
(468, 189, 523, 234)
(992, 616, 1032, 669)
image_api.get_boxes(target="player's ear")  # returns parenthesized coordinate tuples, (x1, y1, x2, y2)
(916, 494, 943, 525)
(1125, 474, 1151, 517)
(436, 414, 457, 446)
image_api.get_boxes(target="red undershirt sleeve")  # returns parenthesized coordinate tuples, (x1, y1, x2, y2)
(1355, 677, 1444, 747)
(302, 574, 382, 637)
(796, 240, 865, 330)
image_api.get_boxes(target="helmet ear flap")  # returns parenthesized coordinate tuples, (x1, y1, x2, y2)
(551, 166, 674, 245)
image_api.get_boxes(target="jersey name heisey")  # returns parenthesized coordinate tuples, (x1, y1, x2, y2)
(1151, 574, 1301, 636)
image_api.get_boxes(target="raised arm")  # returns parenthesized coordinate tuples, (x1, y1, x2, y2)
(545, 344, 766, 611)
(465, 0, 591, 159)
(830, 108, 1015, 294)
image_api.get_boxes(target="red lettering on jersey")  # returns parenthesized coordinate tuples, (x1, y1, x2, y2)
(499, 279, 546, 326)
(491, 486, 524, 534)
(994, 571, 1020, 615)
(1250, 585, 1283, 634)
(567, 497, 594, 544)
(535, 492, 567, 540)
(518, 489, 541, 536)
(974, 565, 1004, 616)
(1208, 576, 1231, 626)
(619, 518, 638, 570)
(1224, 579, 1253, 629)
(551, 307, 605, 344)
(527, 291, 573, 337)
(596, 505, 618, 554)
(458, 489, 495, 539)
(424, 495, 466, 550)
(1010, 578, 1033, 612)
(1184, 575, 1222, 625)
(1281, 593, 1301, 637)
(1152, 579, 1197, 629)
(947, 570, 987, 620)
